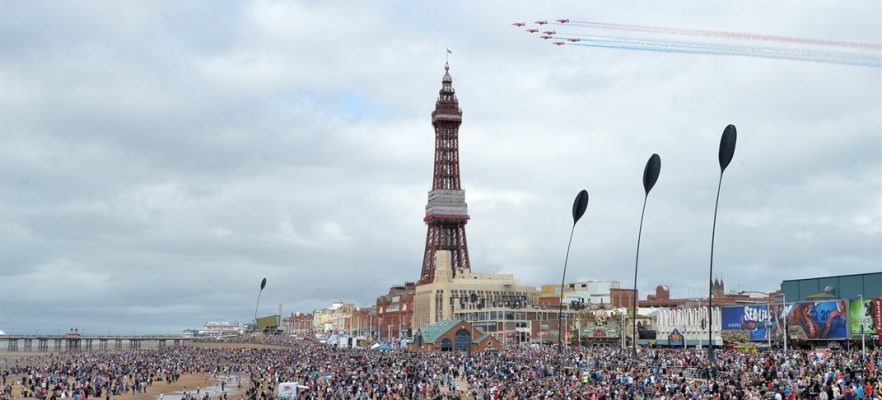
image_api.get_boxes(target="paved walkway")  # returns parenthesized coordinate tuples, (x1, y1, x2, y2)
(438, 366, 470, 397)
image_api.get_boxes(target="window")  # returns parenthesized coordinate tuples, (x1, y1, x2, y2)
(455, 329, 471, 353)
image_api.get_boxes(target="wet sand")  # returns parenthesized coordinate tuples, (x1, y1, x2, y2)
(190, 342, 291, 350)
(119, 374, 214, 400)
(0, 352, 53, 376)
(0, 345, 250, 400)
(4, 373, 214, 400)
(160, 375, 244, 400)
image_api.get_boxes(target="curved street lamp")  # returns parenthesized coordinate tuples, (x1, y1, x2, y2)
(631, 153, 661, 359)
(254, 277, 268, 327)
(707, 124, 737, 362)
(558, 189, 589, 353)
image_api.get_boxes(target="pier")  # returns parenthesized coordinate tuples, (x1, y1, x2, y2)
(0, 335, 191, 352)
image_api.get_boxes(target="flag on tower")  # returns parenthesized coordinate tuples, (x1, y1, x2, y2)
(447, 48, 452, 54)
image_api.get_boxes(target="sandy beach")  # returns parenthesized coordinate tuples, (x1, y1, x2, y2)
(189, 342, 291, 350)
(0, 345, 250, 400)
(4, 372, 214, 400)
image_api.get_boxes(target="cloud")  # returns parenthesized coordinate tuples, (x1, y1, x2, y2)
(0, 0, 879, 333)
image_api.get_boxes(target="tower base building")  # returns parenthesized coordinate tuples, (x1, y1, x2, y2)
(413, 251, 538, 333)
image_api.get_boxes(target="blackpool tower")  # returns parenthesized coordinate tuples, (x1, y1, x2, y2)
(419, 63, 471, 284)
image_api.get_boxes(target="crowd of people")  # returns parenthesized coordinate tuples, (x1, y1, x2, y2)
(2, 338, 881, 400)
(0, 347, 243, 400)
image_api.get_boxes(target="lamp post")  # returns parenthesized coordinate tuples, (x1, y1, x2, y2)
(783, 293, 788, 354)
(766, 301, 772, 350)
(860, 294, 866, 357)
(558, 189, 589, 354)
(684, 326, 688, 350)
(631, 153, 661, 359)
(254, 277, 267, 329)
(707, 124, 737, 362)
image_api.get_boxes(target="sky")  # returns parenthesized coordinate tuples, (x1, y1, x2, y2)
(1, 1, 880, 335)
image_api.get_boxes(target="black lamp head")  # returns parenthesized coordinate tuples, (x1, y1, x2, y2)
(572, 189, 589, 224)
(719, 124, 737, 173)
(642, 153, 661, 195)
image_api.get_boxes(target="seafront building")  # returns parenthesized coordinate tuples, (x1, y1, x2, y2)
(538, 280, 621, 307)
(411, 251, 539, 334)
(197, 321, 243, 337)
(285, 312, 314, 336)
(312, 301, 356, 333)
(410, 319, 501, 352)
(376, 283, 415, 339)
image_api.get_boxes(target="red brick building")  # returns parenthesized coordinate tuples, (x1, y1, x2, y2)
(537, 296, 560, 307)
(636, 282, 779, 308)
(610, 288, 637, 309)
(349, 307, 377, 337)
(410, 319, 501, 352)
(376, 282, 416, 339)
(286, 313, 314, 336)
(638, 285, 687, 308)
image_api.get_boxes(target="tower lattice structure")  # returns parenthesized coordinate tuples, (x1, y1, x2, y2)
(419, 63, 471, 284)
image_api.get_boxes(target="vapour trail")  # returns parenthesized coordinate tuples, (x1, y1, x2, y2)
(562, 39, 881, 68)
(550, 33, 882, 68)
(559, 20, 882, 51)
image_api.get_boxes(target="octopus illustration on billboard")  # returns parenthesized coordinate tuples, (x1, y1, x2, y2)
(786, 300, 848, 340)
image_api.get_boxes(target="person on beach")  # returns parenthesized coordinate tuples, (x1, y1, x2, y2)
(2, 337, 881, 400)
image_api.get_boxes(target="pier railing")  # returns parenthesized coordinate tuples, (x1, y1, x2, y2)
(0, 335, 191, 352)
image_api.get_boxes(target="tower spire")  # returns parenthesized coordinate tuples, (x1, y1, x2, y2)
(419, 63, 471, 284)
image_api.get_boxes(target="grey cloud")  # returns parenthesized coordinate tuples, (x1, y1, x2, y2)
(1, 0, 879, 333)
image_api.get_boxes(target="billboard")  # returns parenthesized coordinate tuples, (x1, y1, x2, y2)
(668, 328, 684, 347)
(786, 300, 848, 340)
(848, 297, 881, 337)
(721, 304, 779, 341)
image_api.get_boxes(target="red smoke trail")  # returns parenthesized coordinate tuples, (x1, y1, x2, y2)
(562, 20, 882, 51)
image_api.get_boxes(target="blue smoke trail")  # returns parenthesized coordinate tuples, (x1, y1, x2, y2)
(559, 32, 880, 65)
(556, 36, 881, 68)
